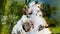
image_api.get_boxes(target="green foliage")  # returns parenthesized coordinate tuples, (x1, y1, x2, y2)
(10, 1, 25, 17)
(0, 0, 25, 34)
(7, 1, 25, 34)
(42, 3, 56, 17)
(41, 3, 60, 34)
(44, 17, 57, 27)
(44, 17, 60, 34)
(50, 26, 60, 34)
(25, 0, 31, 5)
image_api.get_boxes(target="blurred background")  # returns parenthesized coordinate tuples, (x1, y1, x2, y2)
(0, 0, 60, 34)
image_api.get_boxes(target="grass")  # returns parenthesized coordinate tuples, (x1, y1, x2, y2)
(49, 26, 60, 34)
